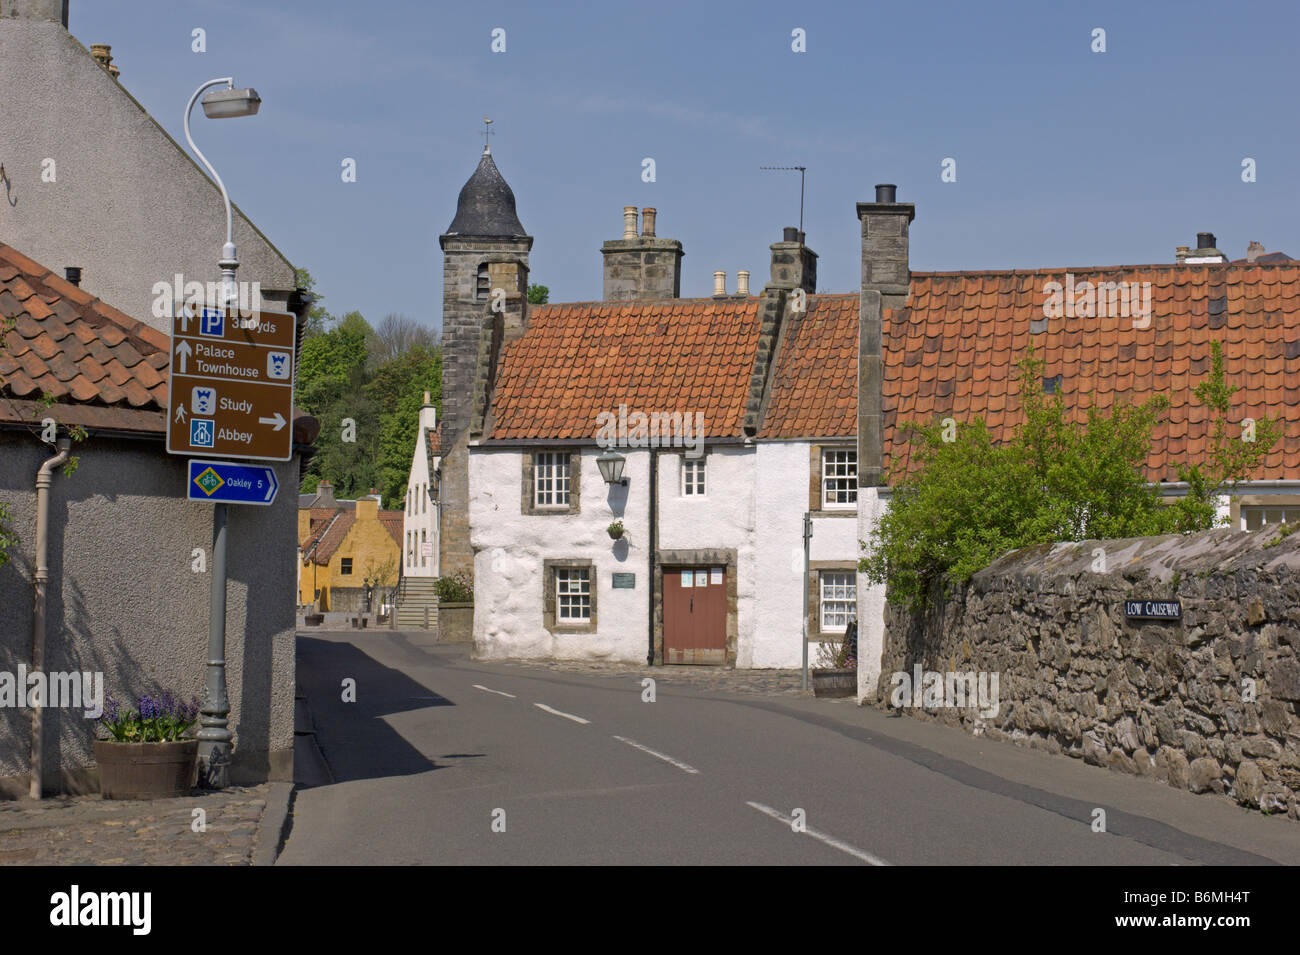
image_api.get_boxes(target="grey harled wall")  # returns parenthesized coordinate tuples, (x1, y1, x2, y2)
(877, 526, 1300, 820)
(0, 15, 297, 329)
(0, 432, 298, 793)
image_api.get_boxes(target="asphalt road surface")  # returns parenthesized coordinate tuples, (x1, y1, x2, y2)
(278, 631, 1300, 866)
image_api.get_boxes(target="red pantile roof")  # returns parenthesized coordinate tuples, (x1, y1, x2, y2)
(489, 299, 762, 440)
(760, 294, 858, 438)
(301, 506, 404, 564)
(379, 512, 403, 547)
(885, 264, 1300, 481)
(0, 241, 319, 444)
(0, 243, 169, 425)
(302, 511, 355, 565)
(480, 263, 1300, 484)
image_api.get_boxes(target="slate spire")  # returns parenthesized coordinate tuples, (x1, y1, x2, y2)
(445, 145, 527, 238)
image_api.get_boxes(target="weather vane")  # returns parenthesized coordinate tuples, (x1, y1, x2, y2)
(482, 116, 494, 150)
(760, 165, 807, 237)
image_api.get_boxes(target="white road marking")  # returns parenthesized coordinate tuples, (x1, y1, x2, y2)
(472, 684, 517, 698)
(534, 703, 590, 724)
(745, 801, 891, 866)
(612, 735, 700, 775)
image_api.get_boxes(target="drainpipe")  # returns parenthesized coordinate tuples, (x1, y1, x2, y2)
(647, 447, 657, 665)
(31, 437, 71, 799)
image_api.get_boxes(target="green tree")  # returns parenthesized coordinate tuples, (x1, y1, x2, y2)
(294, 268, 333, 338)
(527, 284, 549, 305)
(1168, 340, 1281, 531)
(373, 347, 442, 507)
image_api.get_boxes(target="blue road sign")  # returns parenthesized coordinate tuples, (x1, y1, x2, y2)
(187, 459, 279, 506)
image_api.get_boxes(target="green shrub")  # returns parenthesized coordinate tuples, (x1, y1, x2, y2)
(435, 571, 473, 603)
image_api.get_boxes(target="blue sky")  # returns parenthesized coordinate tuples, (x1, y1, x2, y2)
(74, 0, 1299, 333)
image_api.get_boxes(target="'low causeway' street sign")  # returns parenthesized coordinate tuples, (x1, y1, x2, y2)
(1124, 599, 1182, 620)
(166, 305, 297, 462)
(187, 459, 279, 506)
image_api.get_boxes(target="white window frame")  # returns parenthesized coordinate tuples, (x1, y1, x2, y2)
(822, 449, 857, 509)
(555, 567, 591, 622)
(819, 571, 856, 633)
(1241, 505, 1300, 531)
(682, 457, 706, 497)
(535, 452, 571, 508)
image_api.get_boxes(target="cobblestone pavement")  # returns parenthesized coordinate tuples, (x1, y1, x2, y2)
(492, 658, 841, 698)
(0, 785, 269, 865)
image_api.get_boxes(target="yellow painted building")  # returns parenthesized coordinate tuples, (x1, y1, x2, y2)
(299, 481, 403, 612)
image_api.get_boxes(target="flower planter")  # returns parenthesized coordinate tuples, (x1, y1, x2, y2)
(811, 668, 856, 698)
(304, 613, 324, 627)
(94, 739, 198, 799)
(607, 526, 625, 540)
(438, 602, 474, 644)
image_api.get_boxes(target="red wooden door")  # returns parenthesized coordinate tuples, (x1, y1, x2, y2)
(663, 567, 726, 664)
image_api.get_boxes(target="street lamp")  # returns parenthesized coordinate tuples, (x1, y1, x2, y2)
(183, 77, 260, 790)
(596, 449, 628, 486)
(184, 78, 261, 309)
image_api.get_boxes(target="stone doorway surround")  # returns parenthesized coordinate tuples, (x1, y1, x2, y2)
(653, 547, 738, 665)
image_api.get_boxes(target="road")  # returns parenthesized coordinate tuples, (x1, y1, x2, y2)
(277, 631, 1300, 866)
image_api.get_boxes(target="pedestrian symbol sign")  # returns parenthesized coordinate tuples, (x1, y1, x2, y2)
(193, 466, 224, 496)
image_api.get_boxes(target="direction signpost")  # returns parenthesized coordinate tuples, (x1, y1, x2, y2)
(187, 459, 279, 506)
(167, 303, 297, 789)
(167, 304, 296, 461)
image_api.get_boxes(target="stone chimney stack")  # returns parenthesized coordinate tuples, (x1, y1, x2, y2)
(89, 43, 119, 77)
(601, 206, 684, 301)
(419, 390, 438, 436)
(315, 480, 337, 508)
(737, 270, 750, 296)
(767, 226, 817, 294)
(1246, 241, 1266, 263)
(857, 183, 914, 489)
(1177, 231, 1227, 265)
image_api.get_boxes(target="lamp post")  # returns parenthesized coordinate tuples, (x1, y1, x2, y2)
(184, 77, 260, 790)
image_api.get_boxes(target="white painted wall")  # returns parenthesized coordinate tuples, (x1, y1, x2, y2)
(469, 440, 864, 668)
(403, 404, 440, 577)
(752, 443, 866, 668)
(470, 448, 650, 662)
(856, 487, 889, 701)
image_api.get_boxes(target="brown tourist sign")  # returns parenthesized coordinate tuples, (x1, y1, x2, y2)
(166, 305, 296, 462)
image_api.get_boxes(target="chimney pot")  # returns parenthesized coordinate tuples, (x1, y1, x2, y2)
(641, 207, 657, 238)
(64, 266, 81, 286)
(622, 206, 638, 239)
(737, 270, 750, 296)
(783, 227, 799, 243)
(713, 270, 727, 297)
(875, 183, 898, 203)
(1197, 232, 1216, 250)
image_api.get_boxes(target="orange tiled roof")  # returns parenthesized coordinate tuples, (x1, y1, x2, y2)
(760, 294, 858, 438)
(489, 299, 763, 440)
(0, 243, 169, 416)
(379, 512, 403, 547)
(885, 264, 1300, 481)
(304, 511, 355, 565)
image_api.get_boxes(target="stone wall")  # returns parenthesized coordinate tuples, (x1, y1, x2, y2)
(874, 525, 1300, 820)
